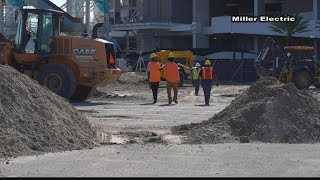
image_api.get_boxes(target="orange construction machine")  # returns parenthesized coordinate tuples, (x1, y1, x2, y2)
(0, 9, 121, 101)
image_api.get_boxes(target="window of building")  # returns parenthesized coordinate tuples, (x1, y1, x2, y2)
(265, 3, 282, 15)
(129, 0, 137, 7)
(224, 0, 253, 16)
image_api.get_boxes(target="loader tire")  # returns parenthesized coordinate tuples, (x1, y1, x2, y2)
(293, 71, 312, 90)
(179, 71, 185, 87)
(71, 86, 97, 101)
(36, 63, 76, 99)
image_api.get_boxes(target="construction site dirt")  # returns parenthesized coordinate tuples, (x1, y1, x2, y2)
(2, 72, 320, 177)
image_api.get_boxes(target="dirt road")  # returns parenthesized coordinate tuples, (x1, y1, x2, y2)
(2, 73, 320, 177)
(2, 143, 320, 177)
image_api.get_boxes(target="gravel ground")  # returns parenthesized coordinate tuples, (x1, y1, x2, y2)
(3, 72, 320, 177)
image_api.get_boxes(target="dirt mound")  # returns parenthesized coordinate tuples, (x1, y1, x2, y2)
(0, 65, 95, 158)
(172, 77, 320, 144)
(93, 72, 150, 101)
(112, 72, 148, 85)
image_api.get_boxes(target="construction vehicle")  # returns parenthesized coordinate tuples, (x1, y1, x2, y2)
(0, 9, 121, 101)
(156, 50, 194, 87)
(255, 37, 320, 90)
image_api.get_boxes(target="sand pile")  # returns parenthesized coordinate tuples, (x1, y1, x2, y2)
(112, 72, 148, 86)
(0, 65, 95, 158)
(173, 77, 320, 144)
(93, 72, 150, 101)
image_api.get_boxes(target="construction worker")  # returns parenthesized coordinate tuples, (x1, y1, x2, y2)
(192, 63, 201, 96)
(147, 53, 162, 104)
(199, 60, 219, 106)
(164, 52, 180, 104)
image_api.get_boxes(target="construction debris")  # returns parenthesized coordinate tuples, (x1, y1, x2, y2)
(0, 65, 95, 158)
(172, 77, 320, 144)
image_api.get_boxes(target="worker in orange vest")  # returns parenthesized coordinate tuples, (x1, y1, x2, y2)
(199, 60, 219, 106)
(164, 52, 180, 104)
(147, 53, 162, 104)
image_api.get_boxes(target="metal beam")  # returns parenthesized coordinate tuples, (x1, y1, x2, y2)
(86, 0, 90, 32)
(0, 0, 3, 34)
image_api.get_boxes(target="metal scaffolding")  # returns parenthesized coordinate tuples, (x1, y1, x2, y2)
(1, 0, 114, 36)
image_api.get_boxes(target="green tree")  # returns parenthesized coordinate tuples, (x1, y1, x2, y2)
(269, 13, 310, 45)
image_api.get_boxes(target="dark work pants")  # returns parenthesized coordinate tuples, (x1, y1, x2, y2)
(193, 79, 200, 95)
(150, 82, 159, 101)
(201, 80, 213, 105)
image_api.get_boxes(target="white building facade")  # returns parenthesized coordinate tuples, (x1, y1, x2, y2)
(110, 0, 320, 56)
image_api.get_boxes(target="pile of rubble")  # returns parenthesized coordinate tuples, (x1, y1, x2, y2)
(173, 77, 320, 144)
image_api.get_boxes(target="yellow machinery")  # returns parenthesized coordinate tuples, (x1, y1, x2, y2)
(156, 50, 194, 87)
(0, 9, 121, 101)
(256, 37, 320, 89)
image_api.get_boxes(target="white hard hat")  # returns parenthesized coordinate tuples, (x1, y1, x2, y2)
(195, 63, 201, 67)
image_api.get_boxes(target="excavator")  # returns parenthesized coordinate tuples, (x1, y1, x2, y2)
(0, 8, 121, 101)
(255, 37, 320, 89)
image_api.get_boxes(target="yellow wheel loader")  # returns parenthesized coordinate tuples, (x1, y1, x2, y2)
(255, 37, 320, 90)
(156, 50, 194, 87)
(0, 9, 121, 101)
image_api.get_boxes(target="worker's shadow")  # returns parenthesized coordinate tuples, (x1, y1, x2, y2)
(71, 101, 113, 107)
(140, 103, 156, 106)
(158, 104, 176, 107)
(194, 104, 210, 107)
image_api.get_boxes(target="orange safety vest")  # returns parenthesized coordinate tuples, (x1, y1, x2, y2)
(164, 62, 180, 83)
(147, 62, 161, 82)
(201, 67, 214, 80)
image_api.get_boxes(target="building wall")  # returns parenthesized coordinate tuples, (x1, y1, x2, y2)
(160, 36, 192, 49)
(160, 0, 172, 21)
(172, 0, 192, 23)
(210, 0, 225, 17)
(282, 0, 313, 13)
(143, 0, 160, 22)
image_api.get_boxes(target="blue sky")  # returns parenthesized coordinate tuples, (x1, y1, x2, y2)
(50, 0, 66, 7)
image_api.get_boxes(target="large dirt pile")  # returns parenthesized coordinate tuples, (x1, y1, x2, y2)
(173, 77, 320, 144)
(0, 65, 95, 158)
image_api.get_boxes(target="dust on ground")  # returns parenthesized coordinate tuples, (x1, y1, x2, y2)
(0, 65, 95, 159)
(91, 72, 150, 101)
(172, 77, 320, 144)
(80, 72, 250, 145)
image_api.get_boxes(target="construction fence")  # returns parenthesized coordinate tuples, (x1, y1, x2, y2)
(126, 58, 259, 84)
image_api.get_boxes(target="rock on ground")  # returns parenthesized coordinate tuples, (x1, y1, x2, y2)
(172, 77, 320, 144)
(0, 65, 95, 158)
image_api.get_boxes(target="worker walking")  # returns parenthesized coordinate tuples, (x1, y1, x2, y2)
(200, 60, 219, 106)
(164, 52, 180, 104)
(147, 53, 162, 104)
(192, 63, 202, 96)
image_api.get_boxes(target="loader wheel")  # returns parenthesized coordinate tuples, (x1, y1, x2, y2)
(179, 71, 185, 87)
(36, 63, 76, 99)
(293, 71, 312, 90)
(71, 86, 97, 101)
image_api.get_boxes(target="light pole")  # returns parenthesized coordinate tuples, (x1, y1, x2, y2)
(0, 0, 4, 34)
(311, 35, 317, 60)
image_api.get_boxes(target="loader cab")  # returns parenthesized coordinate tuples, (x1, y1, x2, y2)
(14, 9, 62, 55)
